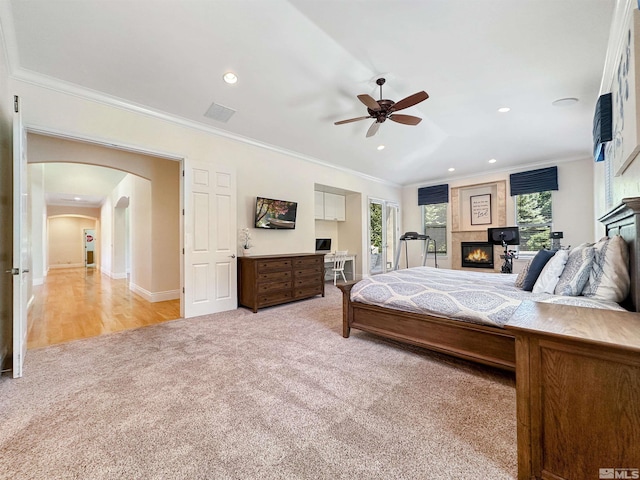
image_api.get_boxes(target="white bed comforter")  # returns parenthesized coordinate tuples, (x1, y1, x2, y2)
(350, 267, 625, 328)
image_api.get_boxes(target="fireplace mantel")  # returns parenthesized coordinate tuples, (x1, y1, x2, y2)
(451, 180, 506, 272)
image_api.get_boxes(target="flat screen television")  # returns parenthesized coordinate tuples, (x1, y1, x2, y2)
(315, 238, 331, 252)
(255, 196, 297, 229)
(488, 226, 520, 245)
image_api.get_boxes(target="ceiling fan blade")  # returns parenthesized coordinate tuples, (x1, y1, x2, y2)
(389, 114, 422, 126)
(366, 121, 380, 138)
(334, 116, 371, 125)
(391, 91, 429, 112)
(358, 94, 381, 111)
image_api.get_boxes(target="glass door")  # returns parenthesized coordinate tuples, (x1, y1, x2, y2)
(368, 198, 399, 275)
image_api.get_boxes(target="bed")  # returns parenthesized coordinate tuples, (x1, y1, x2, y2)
(337, 197, 640, 371)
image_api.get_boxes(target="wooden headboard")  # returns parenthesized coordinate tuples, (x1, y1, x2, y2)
(599, 197, 640, 312)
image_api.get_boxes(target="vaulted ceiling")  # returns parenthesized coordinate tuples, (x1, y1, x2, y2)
(2, 0, 615, 186)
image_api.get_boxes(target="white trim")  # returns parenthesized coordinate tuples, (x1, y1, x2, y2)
(32, 277, 44, 286)
(129, 282, 180, 303)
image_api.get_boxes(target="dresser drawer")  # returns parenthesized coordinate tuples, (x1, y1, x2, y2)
(293, 256, 322, 267)
(258, 260, 292, 272)
(258, 271, 291, 281)
(258, 290, 293, 306)
(294, 277, 320, 288)
(294, 266, 323, 277)
(294, 286, 323, 299)
(257, 281, 291, 292)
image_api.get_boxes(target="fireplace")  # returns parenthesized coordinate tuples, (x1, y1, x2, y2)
(461, 242, 494, 269)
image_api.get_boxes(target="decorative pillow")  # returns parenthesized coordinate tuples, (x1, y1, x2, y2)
(521, 249, 557, 291)
(554, 244, 595, 296)
(514, 260, 532, 288)
(583, 235, 630, 303)
(533, 249, 569, 294)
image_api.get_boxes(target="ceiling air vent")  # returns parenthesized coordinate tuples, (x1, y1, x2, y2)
(204, 102, 236, 123)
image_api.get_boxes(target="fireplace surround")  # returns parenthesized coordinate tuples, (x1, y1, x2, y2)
(461, 242, 494, 269)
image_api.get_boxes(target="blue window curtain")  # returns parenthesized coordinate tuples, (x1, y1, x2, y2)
(510, 166, 558, 196)
(418, 184, 449, 205)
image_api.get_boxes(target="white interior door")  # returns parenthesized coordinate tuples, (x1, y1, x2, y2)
(12, 97, 28, 378)
(184, 161, 237, 317)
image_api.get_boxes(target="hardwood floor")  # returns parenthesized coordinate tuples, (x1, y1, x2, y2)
(28, 268, 181, 349)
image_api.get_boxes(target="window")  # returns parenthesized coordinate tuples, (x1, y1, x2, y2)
(422, 203, 447, 254)
(515, 191, 552, 254)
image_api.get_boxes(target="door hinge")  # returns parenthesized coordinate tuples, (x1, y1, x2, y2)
(182, 170, 185, 177)
(182, 287, 185, 293)
(182, 209, 185, 215)
(182, 248, 185, 254)
(14, 95, 19, 113)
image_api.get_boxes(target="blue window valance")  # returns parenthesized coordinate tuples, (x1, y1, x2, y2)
(510, 166, 558, 196)
(418, 184, 449, 205)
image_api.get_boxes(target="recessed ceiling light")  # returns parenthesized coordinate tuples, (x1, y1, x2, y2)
(488, 158, 497, 164)
(497, 107, 511, 113)
(377, 145, 385, 151)
(448, 167, 455, 172)
(74, 197, 81, 201)
(552, 97, 579, 107)
(223, 72, 238, 84)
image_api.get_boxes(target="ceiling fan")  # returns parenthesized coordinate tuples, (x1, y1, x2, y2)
(334, 78, 429, 138)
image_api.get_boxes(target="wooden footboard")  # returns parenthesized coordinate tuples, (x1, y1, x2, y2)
(337, 282, 515, 371)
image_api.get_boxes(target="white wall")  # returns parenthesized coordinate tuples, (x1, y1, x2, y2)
(48, 216, 97, 267)
(402, 158, 594, 269)
(100, 194, 113, 275)
(595, 0, 640, 230)
(14, 80, 401, 286)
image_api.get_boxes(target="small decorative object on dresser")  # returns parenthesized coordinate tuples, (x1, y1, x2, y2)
(239, 227, 252, 255)
(238, 253, 325, 313)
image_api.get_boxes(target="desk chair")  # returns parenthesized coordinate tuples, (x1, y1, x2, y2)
(332, 250, 348, 285)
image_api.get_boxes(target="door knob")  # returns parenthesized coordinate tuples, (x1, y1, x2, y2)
(230, 254, 236, 258)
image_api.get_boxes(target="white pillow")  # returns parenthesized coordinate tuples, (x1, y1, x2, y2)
(583, 235, 630, 303)
(532, 249, 569, 294)
(554, 244, 595, 296)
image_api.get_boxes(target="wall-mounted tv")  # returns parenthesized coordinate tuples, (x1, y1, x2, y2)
(255, 196, 298, 229)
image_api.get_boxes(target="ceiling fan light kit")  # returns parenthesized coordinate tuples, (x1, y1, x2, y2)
(335, 78, 429, 137)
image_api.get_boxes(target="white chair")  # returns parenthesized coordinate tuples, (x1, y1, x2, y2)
(332, 250, 348, 285)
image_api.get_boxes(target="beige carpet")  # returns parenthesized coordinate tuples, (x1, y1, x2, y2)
(0, 285, 516, 479)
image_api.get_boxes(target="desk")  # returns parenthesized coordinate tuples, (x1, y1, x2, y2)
(323, 254, 356, 281)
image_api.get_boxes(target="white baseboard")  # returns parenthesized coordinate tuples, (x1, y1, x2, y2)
(33, 277, 44, 286)
(98, 267, 127, 280)
(129, 282, 180, 303)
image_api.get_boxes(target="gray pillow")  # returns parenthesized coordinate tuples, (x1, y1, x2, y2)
(583, 235, 630, 303)
(554, 245, 595, 296)
(514, 260, 531, 288)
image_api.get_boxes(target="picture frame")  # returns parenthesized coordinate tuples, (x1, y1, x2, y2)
(607, 9, 640, 176)
(470, 194, 492, 225)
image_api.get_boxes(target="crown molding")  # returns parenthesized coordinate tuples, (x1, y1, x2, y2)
(10, 66, 399, 188)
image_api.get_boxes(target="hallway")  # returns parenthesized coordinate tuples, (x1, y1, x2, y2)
(28, 268, 181, 349)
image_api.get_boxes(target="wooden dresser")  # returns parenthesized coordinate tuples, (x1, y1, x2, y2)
(238, 253, 325, 313)
(506, 301, 640, 480)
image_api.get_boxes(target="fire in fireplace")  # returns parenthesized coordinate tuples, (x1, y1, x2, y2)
(461, 242, 494, 269)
